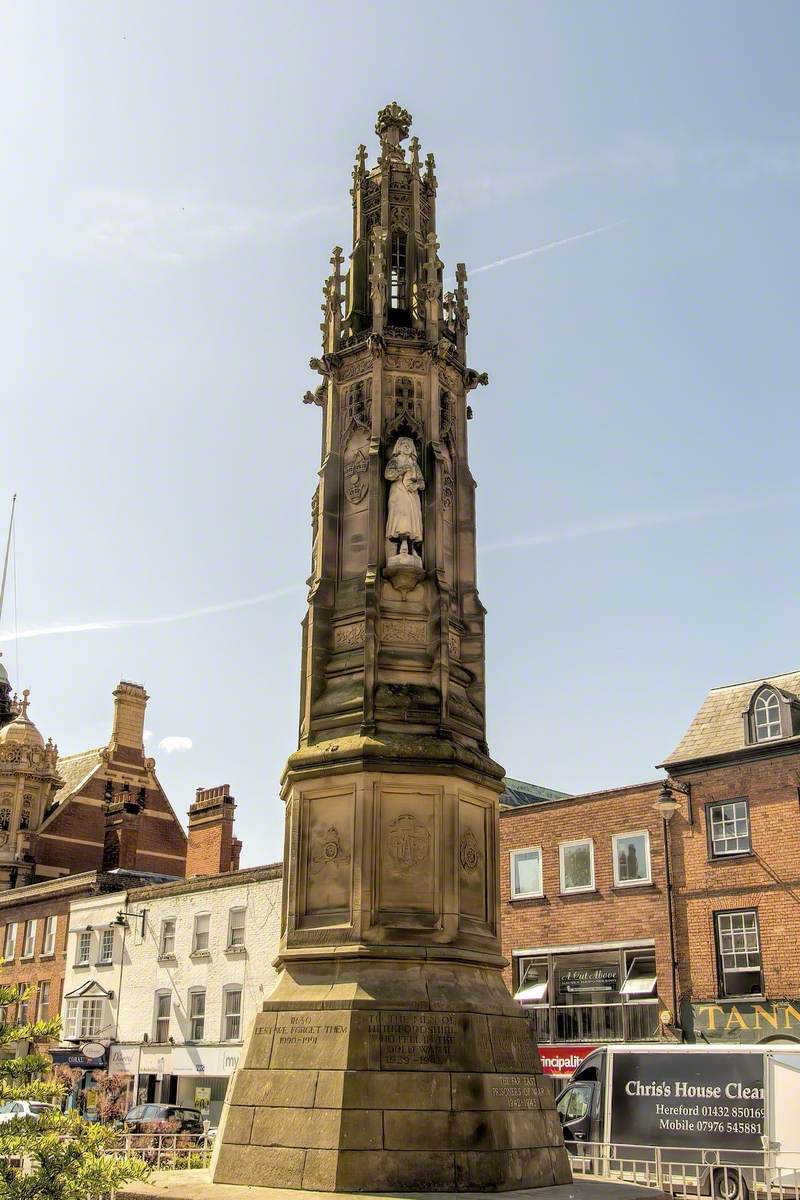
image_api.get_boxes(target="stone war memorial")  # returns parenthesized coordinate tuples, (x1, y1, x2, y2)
(211, 103, 570, 1193)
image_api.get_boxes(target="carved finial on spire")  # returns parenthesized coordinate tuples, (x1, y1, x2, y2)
(352, 144, 367, 189)
(409, 136, 421, 177)
(20, 688, 30, 718)
(375, 101, 412, 161)
(425, 152, 437, 193)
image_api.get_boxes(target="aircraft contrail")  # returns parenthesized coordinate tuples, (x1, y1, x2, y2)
(469, 219, 629, 276)
(0, 583, 304, 644)
(1, 493, 783, 646)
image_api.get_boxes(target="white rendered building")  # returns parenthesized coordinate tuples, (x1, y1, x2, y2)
(60, 862, 282, 1127)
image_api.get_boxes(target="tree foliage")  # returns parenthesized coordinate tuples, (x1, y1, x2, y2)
(0, 980, 149, 1198)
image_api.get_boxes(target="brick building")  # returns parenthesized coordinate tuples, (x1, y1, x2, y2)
(0, 677, 187, 885)
(0, 868, 172, 1074)
(662, 669, 800, 1045)
(500, 669, 800, 1078)
(500, 778, 674, 1080)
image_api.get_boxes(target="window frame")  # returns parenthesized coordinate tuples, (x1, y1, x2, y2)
(188, 989, 206, 1041)
(227, 908, 246, 950)
(706, 798, 751, 859)
(21, 919, 37, 960)
(75, 931, 92, 967)
(714, 908, 764, 999)
(98, 929, 114, 964)
(192, 914, 211, 956)
(222, 986, 243, 1041)
(559, 838, 595, 895)
(42, 915, 57, 957)
(612, 830, 652, 887)
(153, 990, 171, 1043)
(753, 688, 782, 742)
(509, 846, 544, 900)
(159, 918, 176, 959)
(36, 980, 50, 1022)
(3, 922, 17, 961)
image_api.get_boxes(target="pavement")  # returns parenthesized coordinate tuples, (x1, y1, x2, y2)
(117, 1169, 670, 1199)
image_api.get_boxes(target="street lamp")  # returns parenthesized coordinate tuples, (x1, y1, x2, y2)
(655, 781, 679, 822)
(114, 910, 146, 934)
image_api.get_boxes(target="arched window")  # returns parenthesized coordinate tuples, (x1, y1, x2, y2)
(390, 232, 407, 309)
(754, 689, 782, 741)
(0, 808, 9, 833)
(19, 802, 31, 831)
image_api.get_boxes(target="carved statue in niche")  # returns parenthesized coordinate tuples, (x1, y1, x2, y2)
(385, 436, 424, 557)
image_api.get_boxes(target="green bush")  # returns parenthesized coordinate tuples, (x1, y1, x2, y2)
(0, 980, 149, 1198)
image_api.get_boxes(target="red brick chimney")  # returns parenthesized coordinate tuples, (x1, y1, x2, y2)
(103, 786, 146, 871)
(186, 785, 240, 876)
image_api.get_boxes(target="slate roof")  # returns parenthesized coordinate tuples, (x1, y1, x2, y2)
(500, 776, 570, 809)
(662, 669, 800, 766)
(50, 747, 103, 808)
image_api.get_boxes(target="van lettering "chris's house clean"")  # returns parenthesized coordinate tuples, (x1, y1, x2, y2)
(625, 1079, 764, 1100)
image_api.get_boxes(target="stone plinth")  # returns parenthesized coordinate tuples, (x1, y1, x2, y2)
(211, 959, 569, 1192)
(120, 1170, 669, 1199)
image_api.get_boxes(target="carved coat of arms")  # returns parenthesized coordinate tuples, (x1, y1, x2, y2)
(344, 448, 368, 504)
(386, 812, 430, 871)
(310, 825, 350, 873)
(459, 828, 482, 874)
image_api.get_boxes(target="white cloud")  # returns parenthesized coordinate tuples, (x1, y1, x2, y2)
(159, 736, 193, 754)
(68, 188, 340, 265)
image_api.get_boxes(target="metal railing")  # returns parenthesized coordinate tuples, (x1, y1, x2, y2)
(106, 1131, 213, 1171)
(568, 1140, 800, 1199)
(526, 999, 661, 1043)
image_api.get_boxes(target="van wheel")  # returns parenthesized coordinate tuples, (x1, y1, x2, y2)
(712, 1168, 749, 1200)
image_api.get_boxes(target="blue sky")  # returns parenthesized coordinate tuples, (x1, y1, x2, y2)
(2, 2, 798, 865)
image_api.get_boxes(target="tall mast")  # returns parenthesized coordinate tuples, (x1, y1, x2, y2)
(0, 494, 16, 630)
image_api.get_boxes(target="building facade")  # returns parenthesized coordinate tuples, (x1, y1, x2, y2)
(500, 669, 800, 1080)
(0, 676, 187, 887)
(500, 780, 673, 1081)
(101, 864, 282, 1128)
(0, 869, 169, 1080)
(663, 670, 800, 1046)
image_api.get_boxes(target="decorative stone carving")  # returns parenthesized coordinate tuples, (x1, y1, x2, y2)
(460, 827, 482, 874)
(382, 619, 426, 645)
(389, 205, 410, 232)
(386, 376, 424, 439)
(310, 825, 351, 873)
(337, 351, 371, 382)
(385, 812, 430, 871)
(448, 630, 460, 659)
(340, 379, 371, 443)
(343, 446, 368, 504)
(334, 621, 365, 650)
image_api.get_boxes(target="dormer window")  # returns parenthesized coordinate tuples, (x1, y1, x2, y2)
(754, 688, 781, 741)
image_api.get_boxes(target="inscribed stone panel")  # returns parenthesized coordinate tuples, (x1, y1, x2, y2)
(458, 797, 488, 922)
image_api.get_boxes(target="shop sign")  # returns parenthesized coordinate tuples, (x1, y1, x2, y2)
(539, 1046, 597, 1077)
(51, 1047, 107, 1070)
(108, 1045, 138, 1075)
(684, 999, 800, 1043)
(558, 966, 619, 994)
(138, 1044, 241, 1077)
(610, 1051, 765, 1151)
(194, 1086, 211, 1115)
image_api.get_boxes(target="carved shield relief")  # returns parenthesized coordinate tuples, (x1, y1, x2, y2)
(343, 428, 370, 506)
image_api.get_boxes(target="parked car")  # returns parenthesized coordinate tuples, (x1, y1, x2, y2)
(0, 1100, 56, 1123)
(123, 1103, 204, 1135)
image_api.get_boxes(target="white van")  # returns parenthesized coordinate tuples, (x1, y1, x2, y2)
(555, 1043, 800, 1200)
